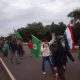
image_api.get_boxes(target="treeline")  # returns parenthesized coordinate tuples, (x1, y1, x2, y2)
(2, 8, 80, 44)
(16, 22, 80, 44)
(17, 22, 66, 41)
(17, 8, 80, 44)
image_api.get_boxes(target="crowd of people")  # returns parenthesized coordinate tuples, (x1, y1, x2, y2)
(0, 36, 24, 64)
(40, 33, 76, 80)
(0, 33, 77, 80)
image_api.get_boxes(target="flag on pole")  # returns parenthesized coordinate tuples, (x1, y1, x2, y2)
(64, 24, 74, 49)
(76, 19, 80, 27)
(31, 35, 41, 57)
(14, 29, 22, 39)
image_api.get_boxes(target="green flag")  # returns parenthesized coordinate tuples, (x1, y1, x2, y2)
(31, 35, 41, 57)
(14, 29, 22, 39)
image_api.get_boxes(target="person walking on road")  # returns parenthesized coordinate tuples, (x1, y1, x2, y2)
(51, 36, 76, 80)
(41, 39, 54, 75)
(27, 40, 33, 57)
(2, 41, 9, 57)
(17, 39, 24, 57)
(9, 38, 20, 64)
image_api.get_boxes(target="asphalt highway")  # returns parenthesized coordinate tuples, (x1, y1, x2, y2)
(1, 45, 80, 80)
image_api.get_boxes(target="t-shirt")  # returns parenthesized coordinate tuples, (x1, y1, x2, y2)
(27, 41, 33, 49)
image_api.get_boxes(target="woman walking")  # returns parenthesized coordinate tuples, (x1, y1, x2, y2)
(51, 36, 75, 80)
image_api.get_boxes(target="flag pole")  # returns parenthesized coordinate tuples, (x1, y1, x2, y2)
(32, 35, 41, 43)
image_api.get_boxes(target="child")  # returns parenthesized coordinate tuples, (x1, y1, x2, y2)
(2, 41, 9, 57)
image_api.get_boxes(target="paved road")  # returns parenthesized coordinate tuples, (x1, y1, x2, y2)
(0, 66, 9, 80)
(2, 45, 80, 80)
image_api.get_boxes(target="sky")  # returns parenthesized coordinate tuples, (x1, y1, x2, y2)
(0, 0, 80, 37)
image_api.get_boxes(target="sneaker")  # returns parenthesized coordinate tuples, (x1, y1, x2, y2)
(42, 72, 46, 75)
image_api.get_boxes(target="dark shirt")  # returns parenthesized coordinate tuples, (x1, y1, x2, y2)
(9, 40, 18, 50)
(51, 39, 75, 66)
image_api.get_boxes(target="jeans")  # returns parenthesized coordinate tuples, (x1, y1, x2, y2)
(3, 49, 8, 57)
(11, 49, 20, 63)
(56, 65, 66, 80)
(42, 56, 54, 73)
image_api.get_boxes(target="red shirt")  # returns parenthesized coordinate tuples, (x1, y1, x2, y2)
(27, 41, 33, 49)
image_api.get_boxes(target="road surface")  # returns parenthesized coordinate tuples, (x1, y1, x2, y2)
(1, 45, 80, 80)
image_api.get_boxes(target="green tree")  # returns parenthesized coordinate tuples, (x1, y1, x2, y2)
(16, 22, 66, 42)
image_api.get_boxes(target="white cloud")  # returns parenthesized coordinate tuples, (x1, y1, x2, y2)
(0, 0, 80, 36)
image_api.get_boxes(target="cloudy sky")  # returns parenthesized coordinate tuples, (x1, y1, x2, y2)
(0, 0, 80, 37)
